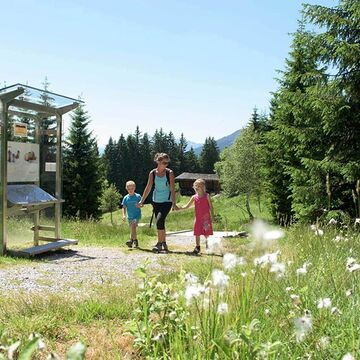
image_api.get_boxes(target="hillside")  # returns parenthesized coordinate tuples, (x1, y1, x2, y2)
(194, 129, 241, 155)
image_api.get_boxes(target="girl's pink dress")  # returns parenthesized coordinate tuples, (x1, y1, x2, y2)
(194, 193, 213, 236)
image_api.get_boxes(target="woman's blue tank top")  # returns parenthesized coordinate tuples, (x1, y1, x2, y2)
(153, 174, 171, 203)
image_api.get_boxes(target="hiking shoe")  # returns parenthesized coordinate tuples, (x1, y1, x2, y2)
(162, 242, 169, 252)
(193, 246, 201, 255)
(126, 239, 133, 248)
(133, 239, 139, 248)
(152, 242, 162, 253)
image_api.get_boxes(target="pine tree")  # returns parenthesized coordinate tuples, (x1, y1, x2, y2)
(265, 24, 327, 223)
(116, 134, 130, 195)
(139, 132, 154, 190)
(63, 103, 103, 219)
(199, 137, 220, 173)
(166, 131, 179, 174)
(178, 133, 188, 174)
(303, 0, 360, 218)
(103, 137, 117, 186)
(152, 128, 167, 155)
(184, 147, 200, 173)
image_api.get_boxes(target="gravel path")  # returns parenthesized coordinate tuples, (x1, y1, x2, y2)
(0, 232, 237, 295)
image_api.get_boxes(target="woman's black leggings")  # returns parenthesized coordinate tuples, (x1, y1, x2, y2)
(153, 202, 172, 230)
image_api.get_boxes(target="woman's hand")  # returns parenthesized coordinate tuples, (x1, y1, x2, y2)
(172, 204, 179, 211)
(136, 201, 143, 208)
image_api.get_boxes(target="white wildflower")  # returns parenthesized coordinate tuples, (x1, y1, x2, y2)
(212, 269, 230, 289)
(333, 235, 344, 242)
(152, 333, 164, 343)
(270, 262, 286, 278)
(331, 306, 342, 315)
(169, 311, 177, 320)
(217, 302, 229, 315)
(294, 313, 312, 342)
(328, 218, 338, 225)
(254, 251, 280, 267)
(348, 263, 360, 272)
(296, 262, 309, 276)
(286, 286, 293, 292)
(316, 336, 330, 350)
(346, 289, 353, 297)
(223, 253, 238, 270)
(310, 224, 317, 231)
(250, 220, 284, 249)
(264, 309, 270, 316)
(241, 272, 247, 277)
(185, 273, 198, 284)
(185, 284, 206, 305)
(317, 298, 331, 309)
(315, 229, 324, 236)
(290, 294, 301, 306)
(355, 218, 360, 225)
(342, 353, 355, 360)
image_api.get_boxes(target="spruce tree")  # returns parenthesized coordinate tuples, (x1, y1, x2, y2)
(63, 103, 103, 219)
(303, 0, 360, 218)
(178, 133, 188, 174)
(184, 147, 200, 173)
(199, 137, 220, 173)
(265, 24, 326, 223)
(116, 134, 130, 195)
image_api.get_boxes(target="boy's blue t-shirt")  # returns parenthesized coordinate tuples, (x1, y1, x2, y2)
(122, 193, 141, 220)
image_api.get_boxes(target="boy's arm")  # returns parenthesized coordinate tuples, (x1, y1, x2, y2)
(182, 196, 195, 209)
(122, 206, 126, 220)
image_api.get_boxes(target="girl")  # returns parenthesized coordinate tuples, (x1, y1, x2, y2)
(182, 178, 214, 254)
(138, 153, 178, 253)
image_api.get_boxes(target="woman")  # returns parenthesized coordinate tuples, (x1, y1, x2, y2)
(138, 153, 178, 252)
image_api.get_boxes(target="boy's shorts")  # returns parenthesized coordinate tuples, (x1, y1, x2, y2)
(128, 219, 140, 225)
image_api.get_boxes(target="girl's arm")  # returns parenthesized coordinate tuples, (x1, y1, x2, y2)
(207, 194, 214, 220)
(181, 196, 195, 209)
(138, 171, 154, 207)
(169, 170, 178, 210)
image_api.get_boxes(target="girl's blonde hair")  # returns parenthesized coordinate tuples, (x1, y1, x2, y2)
(154, 152, 170, 162)
(193, 178, 206, 192)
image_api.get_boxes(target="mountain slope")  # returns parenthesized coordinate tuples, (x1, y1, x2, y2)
(194, 129, 241, 155)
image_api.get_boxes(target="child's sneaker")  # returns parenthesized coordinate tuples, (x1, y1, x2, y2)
(152, 242, 162, 253)
(126, 239, 133, 248)
(133, 239, 139, 248)
(162, 242, 169, 253)
(192, 245, 201, 255)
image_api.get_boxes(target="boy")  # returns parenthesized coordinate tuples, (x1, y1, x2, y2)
(122, 180, 142, 248)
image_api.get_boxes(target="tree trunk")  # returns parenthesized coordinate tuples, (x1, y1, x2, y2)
(110, 211, 114, 226)
(246, 192, 254, 221)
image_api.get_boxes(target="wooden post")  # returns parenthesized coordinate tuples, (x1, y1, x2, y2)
(54, 113, 62, 240)
(0, 100, 6, 255)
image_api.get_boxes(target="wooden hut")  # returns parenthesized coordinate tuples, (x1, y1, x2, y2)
(175, 172, 220, 195)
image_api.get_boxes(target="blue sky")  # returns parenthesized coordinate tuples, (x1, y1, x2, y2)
(0, 0, 335, 146)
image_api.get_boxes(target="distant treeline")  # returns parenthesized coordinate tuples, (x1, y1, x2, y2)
(102, 127, 220, 197)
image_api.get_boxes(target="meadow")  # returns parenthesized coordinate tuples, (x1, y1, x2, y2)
(0, 195, 359, 359)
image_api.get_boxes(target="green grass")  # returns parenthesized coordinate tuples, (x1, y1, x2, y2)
(9, 195, 360, 358)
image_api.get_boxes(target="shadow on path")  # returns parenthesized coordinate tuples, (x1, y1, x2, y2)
(131, 247, 223, 258)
